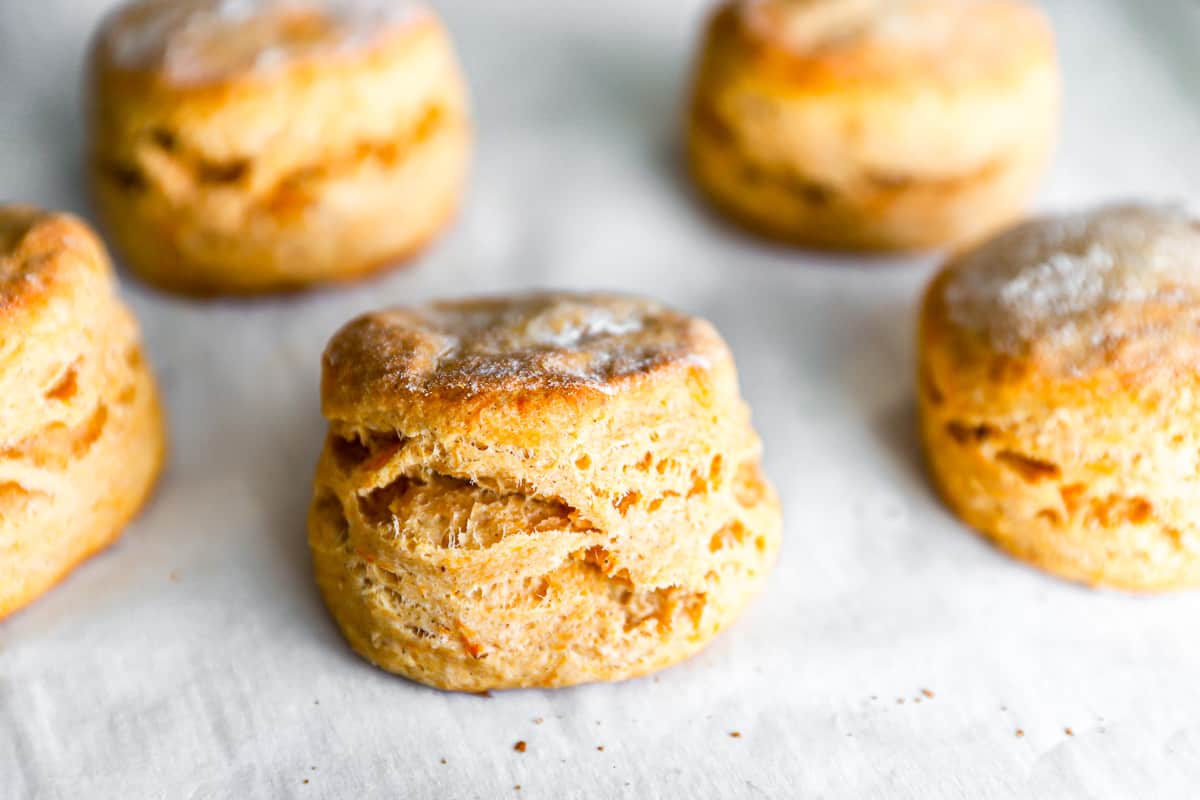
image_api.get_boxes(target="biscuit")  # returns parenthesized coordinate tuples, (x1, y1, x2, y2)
(87, 0, 471, 295)
(919, 204, 1200, 591)
(309, 292, 781, 690)
(686, 0, 1060, 251)
(0, 207, 166, 618)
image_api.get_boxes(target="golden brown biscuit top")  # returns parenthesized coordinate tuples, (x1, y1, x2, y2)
(323, 292, 725, 403)
(98, 0, 428, 86)
(940, 204, 1200, 372)
(737, 0, 1052, 83)
(0, 207, 107, 317)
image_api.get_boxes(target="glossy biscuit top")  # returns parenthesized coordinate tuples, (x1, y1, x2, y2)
(322, 293, 730, 411)
(96, 0, 429, 86)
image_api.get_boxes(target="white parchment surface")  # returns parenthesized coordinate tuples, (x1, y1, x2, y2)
(2, 1, 1200, 797)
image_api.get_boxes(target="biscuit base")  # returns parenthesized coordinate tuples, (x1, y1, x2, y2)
(920, 410, 1200, 593)
(686, 110, 1048, 253)
(309, 474, 780, 692)
(0, 356, 166, 618)
(91, 122, 468, 296)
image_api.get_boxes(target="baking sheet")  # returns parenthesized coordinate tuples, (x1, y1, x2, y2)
(3, 0, 1200, 797)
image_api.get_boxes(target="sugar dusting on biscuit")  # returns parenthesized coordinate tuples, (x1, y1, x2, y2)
(101, 0, 428, 85)
(943, 203, 1200, 366)
(325, 293, 718, 397)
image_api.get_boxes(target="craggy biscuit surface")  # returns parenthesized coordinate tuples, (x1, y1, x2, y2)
(0, 207, 166, 618)
(686, 0, 1059, 250)
(322, 293, 723, 401)
(310, 292, 781, 690)
(920, 204, 1200, 590)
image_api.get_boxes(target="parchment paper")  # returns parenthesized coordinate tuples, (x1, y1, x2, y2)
(2, 1, 1200, 797)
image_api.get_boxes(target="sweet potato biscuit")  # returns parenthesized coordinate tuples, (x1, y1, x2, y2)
(310, 292, 782, 689)
(686, 0, 1060, 251)
(0, 207, 166, 618)
(919, 204, 1200, 590)
(87, 0, 471, 294)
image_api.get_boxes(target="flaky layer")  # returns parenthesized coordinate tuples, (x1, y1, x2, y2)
(320, 294, 757, 588)
(309, 434, 779, 690)
(0, 332, 166, 617)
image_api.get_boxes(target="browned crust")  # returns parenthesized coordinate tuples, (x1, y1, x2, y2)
(320, 293, 736, 445)
(0, 208, 111, 319)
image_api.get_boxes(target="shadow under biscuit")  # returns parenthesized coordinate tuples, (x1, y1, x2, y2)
(261, 397, 333, 620)
(133, 301, 340, 635)
(695, 273, 932, 493)
(831, 297, 941, 507)
(700, 275, 944, 516)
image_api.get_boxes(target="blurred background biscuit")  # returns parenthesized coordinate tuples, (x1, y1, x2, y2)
(87, 0, 471, 295)
(686, 0, 1060, 251)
